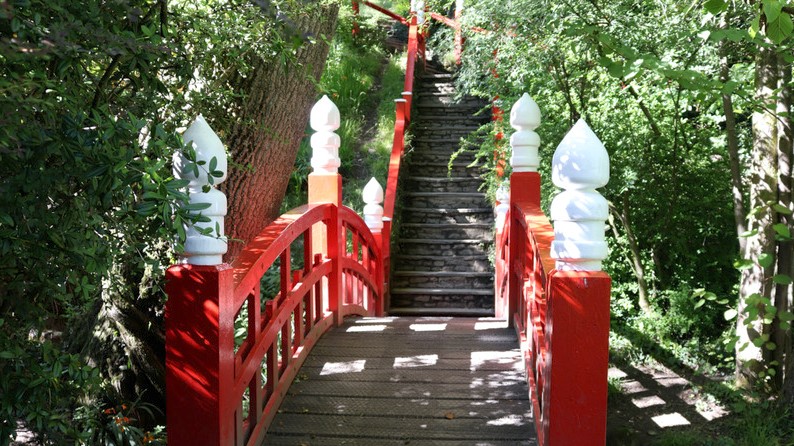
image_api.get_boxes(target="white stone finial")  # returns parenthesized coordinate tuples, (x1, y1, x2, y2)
(494, 184, 510, 231)
(509, 93, 542, 172)
(549, 119, 609, 271)
(416, 0, 425, 24)
(173, 115, 228, 265)
(362, 178, 384, 233)
(310, 95, 341, 174)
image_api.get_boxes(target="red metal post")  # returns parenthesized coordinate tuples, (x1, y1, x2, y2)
(544, 271, 611, 445)
(165, 264, 235, 446)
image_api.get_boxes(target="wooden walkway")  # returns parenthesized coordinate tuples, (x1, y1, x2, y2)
(265, 316, 537, 445)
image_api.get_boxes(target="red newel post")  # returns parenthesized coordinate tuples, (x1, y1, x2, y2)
(166, 116, 231, 445)
(544, 271, 611, 445)
(165, 264, 235, 445)
(505, 94, 542, 324)
(307, 95, 344, 325)
(547, 119, 611, 445)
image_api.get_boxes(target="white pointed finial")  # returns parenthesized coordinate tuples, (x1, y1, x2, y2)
(310, 95, 341, 174)
(362, 178, 384, 233)
(549, 119, 609, 271)
(509, 93, 542, 172)
(416, 0, 425, 23)
(173, 115, 228, 265)
(495, 184, 510, 231)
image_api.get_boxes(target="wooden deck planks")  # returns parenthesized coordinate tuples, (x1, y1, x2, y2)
(265, 316, 537, 445)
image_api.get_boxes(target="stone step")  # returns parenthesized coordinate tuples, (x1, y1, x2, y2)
(414, 124, 487, 133)
(409, 150, 478, 164)
(404, 176, 483, 192)
(392, 254, 492, 272)
(409, 162, 485, 177)
(400, 222, 492, 239)
(397, 239, 491, 256)
(403, 191, 488, 209)
(417, 74, 453, 82)
(400, 207, 493, 224)
(389, 288, 495, 311)
(416, 115, 490, 123)
(391, 271, 494, 289)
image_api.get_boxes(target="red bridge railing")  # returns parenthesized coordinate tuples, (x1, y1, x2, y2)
(165, 98, 384, 445)
(495, 94, 612, 446)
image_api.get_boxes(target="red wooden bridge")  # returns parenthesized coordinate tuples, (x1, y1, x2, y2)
(165, 4, 611, 445)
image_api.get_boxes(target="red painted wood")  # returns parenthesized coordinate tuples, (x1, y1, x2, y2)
(352, 1, 360, 36)
(165, 264, 236, 445)
(166, 196, 384, 445)
(545, 272, 611, 446)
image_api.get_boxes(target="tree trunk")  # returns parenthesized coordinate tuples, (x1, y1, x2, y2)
(736, 41, 780, 390)
(221, 4, 340, 260)
(718, 17, 747, 253)
(609, 197, 652, 313)
(776, 61, 794, 396)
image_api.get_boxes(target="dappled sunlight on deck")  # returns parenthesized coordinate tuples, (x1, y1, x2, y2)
(265, 316, 537, 445)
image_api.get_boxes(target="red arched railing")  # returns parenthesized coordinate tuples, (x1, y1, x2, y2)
(165, 202, 383, 446)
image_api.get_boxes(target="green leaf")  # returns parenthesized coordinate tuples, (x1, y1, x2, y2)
(773, 223, 791, 238)
(724, 308, 738, 320)
(704, 0, 728, 13)
(739, 229, 758, 238)
(734, 259, 754, 270)
(758, 253, 774, 268)
(765, 342, 777, 351)
(182, 202, 212, 211)
(750, 15, 761, 38)
(773, 274, 792, 285)
(778, 310, 794, 322)
(764, 0, 783, 23)
(767, 14, 794, 44)
(772, 203, 792, 215)
(695, 299, 706, 309)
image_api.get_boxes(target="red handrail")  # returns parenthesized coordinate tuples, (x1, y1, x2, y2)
(166, 203, 383, 445)
(495, 171, 611, 446)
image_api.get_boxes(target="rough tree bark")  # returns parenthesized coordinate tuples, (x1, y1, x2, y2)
(222, 4, 340, 260)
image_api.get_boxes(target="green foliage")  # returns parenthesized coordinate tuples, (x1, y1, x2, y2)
(283, 12, 406, 212)
(0, 0, 332, 442)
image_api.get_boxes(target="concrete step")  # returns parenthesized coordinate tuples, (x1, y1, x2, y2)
(396, 239, 491, 256)
(414, 124, 487, 133)
(389, 287, 495, 311)
(392, 271, 494, 289)
(404, 176, 483, 192)
(416, 114, 490, 123)
(392, 254, 492, 272)
(400, 207, 493, 224)
(403, 191, 489, 209)
(400, 222, 492, 239)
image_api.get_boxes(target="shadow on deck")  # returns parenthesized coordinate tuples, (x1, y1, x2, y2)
(265, 316, 538, 445)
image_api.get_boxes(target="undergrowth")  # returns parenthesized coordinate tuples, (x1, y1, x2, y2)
(282, 11, 406, 213)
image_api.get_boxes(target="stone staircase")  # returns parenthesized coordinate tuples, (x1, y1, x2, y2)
(389, 69, 494, 315)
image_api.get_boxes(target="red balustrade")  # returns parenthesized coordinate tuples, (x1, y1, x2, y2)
(165, 202, 383, 445)
(495, 171, 611, 446)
